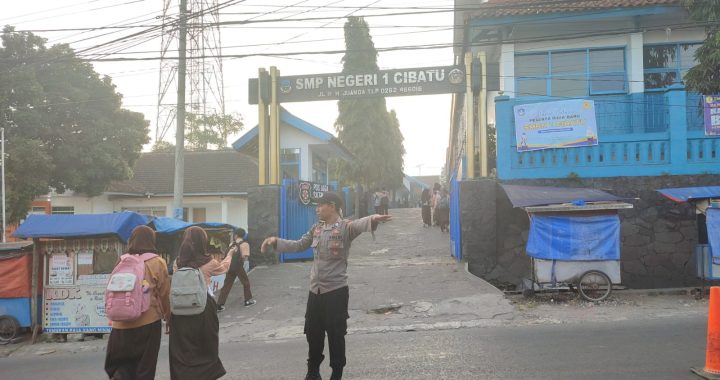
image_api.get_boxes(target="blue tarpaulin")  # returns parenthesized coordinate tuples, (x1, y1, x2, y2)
(707, 209, 720, 265)
(501, 184, 623, 208)
(657, 186, 720, 203)
(526, 214, 620, 261)
(150, 217, 235, 234)
(13, 212, 148, 242)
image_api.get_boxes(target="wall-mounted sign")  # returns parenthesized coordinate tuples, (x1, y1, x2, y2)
(513, 99, 598, 152)
(250, 65, 466, 104)
(704, 95, 720, 136)
(299, 181, 330, 206)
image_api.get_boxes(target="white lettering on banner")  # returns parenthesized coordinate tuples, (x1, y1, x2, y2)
(393, 69, 446, 85)
(296, 77, 324, 90)
(327, 74, 379, 89)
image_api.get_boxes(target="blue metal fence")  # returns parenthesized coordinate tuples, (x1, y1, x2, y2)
(449, 173, 462, 261)
(495, 86, 720, 180)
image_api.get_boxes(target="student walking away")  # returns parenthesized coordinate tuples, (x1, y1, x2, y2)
(216, 228, 255, 311)
(373, 188, 382, 215)
(261, 192, 392, 380)
(432, 182, 442, 226)
(380, 188, 390, 215)
(105, 226, 170, 380)
(420, 188, 432, 227)
(437, 188, 451, 232)
(169, 226, 232, 380)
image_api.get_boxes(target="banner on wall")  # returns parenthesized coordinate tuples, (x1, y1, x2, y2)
(513, 99, 598, 152)
(704, 95, 720, 136)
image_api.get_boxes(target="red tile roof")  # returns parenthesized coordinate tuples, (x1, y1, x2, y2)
(466, 0, 681, 18)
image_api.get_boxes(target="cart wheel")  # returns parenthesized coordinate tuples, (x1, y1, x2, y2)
(0, 316, 20, 342)
(577, 270, 612, 302)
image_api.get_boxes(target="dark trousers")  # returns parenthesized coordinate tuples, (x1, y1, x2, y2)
(305, 286, 349, 371)
(217, 258, 252, 305)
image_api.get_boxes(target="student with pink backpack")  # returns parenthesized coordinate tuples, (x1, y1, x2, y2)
(104, 225, 170, 380)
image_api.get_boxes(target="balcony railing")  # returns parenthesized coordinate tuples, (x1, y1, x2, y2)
(495, 85, 720, 180)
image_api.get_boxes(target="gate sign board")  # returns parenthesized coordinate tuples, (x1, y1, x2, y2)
(299, 181, 330, 206)
(249, 65, 465, 104)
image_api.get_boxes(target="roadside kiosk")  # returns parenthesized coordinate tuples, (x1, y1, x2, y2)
(13, 212, 148, 336)
(657, 186, 720, 294)
(0, 241, 39, 343)
(501, 184, 633, 301)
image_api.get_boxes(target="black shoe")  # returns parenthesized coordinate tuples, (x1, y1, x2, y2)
(217, 305, 225, 312)
(244, 299, 256, 307)
(304, 371, 322, 380)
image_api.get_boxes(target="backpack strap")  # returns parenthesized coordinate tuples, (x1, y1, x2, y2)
(139, 252, 158, 261)
(138, 253, 165, 319)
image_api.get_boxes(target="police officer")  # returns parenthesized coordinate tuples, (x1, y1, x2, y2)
(261, 192, 391, 380)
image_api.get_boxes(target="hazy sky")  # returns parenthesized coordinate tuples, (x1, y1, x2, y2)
(2, 0, 455, 176)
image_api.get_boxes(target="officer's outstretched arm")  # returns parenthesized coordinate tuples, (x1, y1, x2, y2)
(261, 237, 277, 253)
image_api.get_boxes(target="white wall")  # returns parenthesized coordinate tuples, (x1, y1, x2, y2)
(44, 193, 248, 229)
(280, 123, 327, 181)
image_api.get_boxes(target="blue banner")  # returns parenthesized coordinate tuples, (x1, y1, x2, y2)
(514, 99, 598, 152)
(526, 215, 620, 261)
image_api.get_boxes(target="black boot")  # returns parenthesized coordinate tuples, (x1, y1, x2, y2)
(304, 364, 322, 380)
(330, 367, 343, 380)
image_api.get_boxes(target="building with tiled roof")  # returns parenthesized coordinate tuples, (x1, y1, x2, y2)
(36, 150, 258, 228)
(448, 0, 719, 290)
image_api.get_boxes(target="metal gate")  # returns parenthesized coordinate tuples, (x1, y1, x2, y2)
(449, 173, 462, 260)
(279, 179, 337, 262)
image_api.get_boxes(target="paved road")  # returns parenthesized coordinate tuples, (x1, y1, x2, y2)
(0, 208, 711, 379)
(0, 314, 707, 379)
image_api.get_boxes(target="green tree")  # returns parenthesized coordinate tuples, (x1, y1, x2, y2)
(0, 26, 149, 223)
(335, 16, 405, 192)
(682, 0, 720, 94)
(185, 112, 243, 151)
(151, 140, 176, 153)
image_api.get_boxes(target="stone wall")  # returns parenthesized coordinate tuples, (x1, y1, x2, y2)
(247, 185, 281, 267)
(462, 174, 720, 289)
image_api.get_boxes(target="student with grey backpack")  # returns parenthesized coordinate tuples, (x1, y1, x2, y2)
(169, 226, 232, 380)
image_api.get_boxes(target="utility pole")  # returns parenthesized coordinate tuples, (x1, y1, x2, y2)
(173, 0, 187, 220)
(1, 127, 5, 242)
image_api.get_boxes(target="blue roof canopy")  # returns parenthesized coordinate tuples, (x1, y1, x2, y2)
(13, 212, 149, 243)
(657, 186, 720, 203)
(150, 217, 235, 234)
(501, 184, 623, 208)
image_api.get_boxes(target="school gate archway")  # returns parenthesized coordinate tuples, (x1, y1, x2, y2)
(247, 57, 488, 262)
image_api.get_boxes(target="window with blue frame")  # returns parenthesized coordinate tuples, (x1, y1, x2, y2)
(312, 153, 327, 184)
(515, 48, 626, 97)
(643, 43, 700, 90)
(280, 148, 300, 180)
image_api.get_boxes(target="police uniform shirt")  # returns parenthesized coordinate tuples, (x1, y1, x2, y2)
(276, 215, 375, 294)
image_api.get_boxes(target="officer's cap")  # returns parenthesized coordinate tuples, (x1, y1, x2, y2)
(317, 192, 343, 210)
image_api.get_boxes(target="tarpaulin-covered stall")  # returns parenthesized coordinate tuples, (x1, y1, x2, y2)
(501, 184, 633, 301)
(0, 241, 40, 342)
(657, 186, 720, 282)
(13, 212, 148, 335)
(148, 217, 236, 294)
